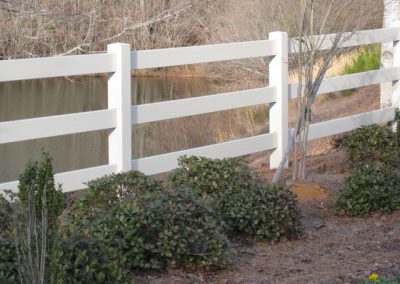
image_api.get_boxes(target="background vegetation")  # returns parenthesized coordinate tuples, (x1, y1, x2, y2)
(341, 46, 381, 96)
(0, 0, 383, 78)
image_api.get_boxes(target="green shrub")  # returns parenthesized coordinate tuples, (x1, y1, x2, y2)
(18, 152, 64, 229)
(396, 109, 400, 155)
(65, 170, 227, 274)
(170, 156, 302, 241)
(169, 156, 255, 195)
(217, 183, 302, 241)
(343, 46, 380, 75)
(0, 156, 64, 284)
(343, 125, 398, 167)
(66, 188, 228, 271)
(68, 170, 163, 222)
(0, 153, 66, 283)
(109, 188, 228, 269)
(0, 196, 12, 238)
(1, 153, 115, 283)
(0, 197, 16, 284)
(56, 214, 130, 284)
(335, 164, 400, 216)
(61, 171, 164, 280)
(0, 239, 17, 284)
(342, 45, 380, 96)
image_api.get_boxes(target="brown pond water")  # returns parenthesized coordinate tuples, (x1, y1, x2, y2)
(0, 77, 267, 183)
(0, 77, 213, 182)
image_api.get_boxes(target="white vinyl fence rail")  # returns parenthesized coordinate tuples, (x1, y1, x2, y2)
(1, 27, 399, 193)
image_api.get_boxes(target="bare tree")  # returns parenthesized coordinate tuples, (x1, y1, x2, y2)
(10, 185, 48, 284)
(272, 0, 362, 183)
(381, 0, 400, 108)
(204, 0, 382, 82)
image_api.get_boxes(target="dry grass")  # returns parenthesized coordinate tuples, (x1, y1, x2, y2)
(0, 1, 383, 60)
(204, 0, 383, 82)
(0, 0, 222, 59)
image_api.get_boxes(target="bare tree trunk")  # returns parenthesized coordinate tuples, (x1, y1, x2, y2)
(381, 0, 400, 107)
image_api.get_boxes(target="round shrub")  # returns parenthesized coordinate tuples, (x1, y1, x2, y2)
(109, 188, 228, 269)
(68, 170, 163, 221)
(86, 170, 163, 200)
(169, 156, 255, 195)
(59, 171, 153, 282)
(169, 156, 303, 242)
(217, 183, 303, 241)
(64, 188, 228, 272)
(335, 164, 400, 216)
(344, 124, 398, 167)
(56, 222, 129, 284)
(0, 239, 17, 284)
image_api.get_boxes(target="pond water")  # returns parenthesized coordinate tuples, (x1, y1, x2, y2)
(0, 76, 218, 182)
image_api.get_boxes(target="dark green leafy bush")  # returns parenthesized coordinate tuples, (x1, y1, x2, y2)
(0, 196, 12, 238)
(56, 215, 130, 284)
(217, 184, 302, 241)
(13, 153, 65, 283)
(68, 170, 163, 221)
(335, 164, 400, 216)
(60, 171, 168, 281)
(169, 156, 255, 195)
(170, 156, 303, 241)
(0, 239, 17, 284)
(0, 197, 16, 284)
(343, 125, 398, 167)
(66, 188, 228, 271)
(2, 153, 303, 279)
(118, 188, 228, 269)
(0, 153, 66, 284)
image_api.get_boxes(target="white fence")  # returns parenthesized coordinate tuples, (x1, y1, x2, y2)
(1, 27, 399, 193)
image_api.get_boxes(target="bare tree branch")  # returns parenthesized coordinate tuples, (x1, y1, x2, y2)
(272, 0, 363, 183)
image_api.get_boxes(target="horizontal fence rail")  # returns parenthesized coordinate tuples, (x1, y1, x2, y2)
(0, 109, 116, 144)
(132, 133, 277, 175)
(307, 107, 395, 140)
(0, 164, 117, 193)
(1, 26, 400, 193)
(132, 87, 276, 124)
(131, 40, 276, 69)
(134, 107, 395, 176)
(289, 27, 400, 53)
(0, 53, 115, 82)
(289, 67, 400, 99)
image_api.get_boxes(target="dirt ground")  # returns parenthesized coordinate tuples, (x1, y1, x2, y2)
(134, 145, 400, 284)
(133, 86, 400, 284)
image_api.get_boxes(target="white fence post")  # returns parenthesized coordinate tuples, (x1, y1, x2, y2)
(269, 32, 289, 169)
(107, 43, 132, 172)
(392, 28, 400, 109)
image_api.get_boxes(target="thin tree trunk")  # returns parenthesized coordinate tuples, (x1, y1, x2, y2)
(381, 0, 400, 107)
(271, 0, 354, 184)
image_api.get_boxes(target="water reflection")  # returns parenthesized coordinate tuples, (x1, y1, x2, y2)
(0, 76, 212, 182)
